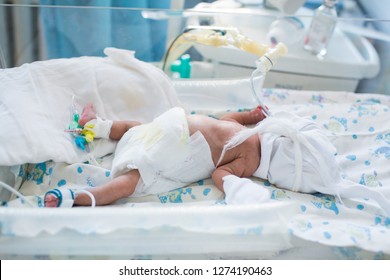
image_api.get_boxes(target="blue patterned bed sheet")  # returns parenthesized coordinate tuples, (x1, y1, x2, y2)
(8, 161, 224, 207)
(4, 89, 390, 256)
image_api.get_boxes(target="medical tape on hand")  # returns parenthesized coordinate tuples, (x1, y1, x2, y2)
(84, 116, 113, 139)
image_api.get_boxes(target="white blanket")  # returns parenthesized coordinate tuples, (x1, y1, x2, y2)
(0, 48, 180, 166)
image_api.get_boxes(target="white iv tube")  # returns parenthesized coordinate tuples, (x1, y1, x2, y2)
(250, 43, 288, 117)
(0, 181, 37, 207)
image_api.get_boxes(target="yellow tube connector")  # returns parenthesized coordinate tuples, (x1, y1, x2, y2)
(182, 32, 229, 47)
(181, 27, 275, 57)
(227, 30, 271, 57)
(163, 26, 288, 73)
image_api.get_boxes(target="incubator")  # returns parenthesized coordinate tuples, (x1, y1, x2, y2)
(184, 4, 380, 92)
(1, 2, 390, 261)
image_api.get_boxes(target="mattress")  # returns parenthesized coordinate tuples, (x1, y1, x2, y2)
(0, 50, 389, 259)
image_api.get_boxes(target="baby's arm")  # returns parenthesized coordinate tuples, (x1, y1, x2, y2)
(83, 118, 141, 141)
(212, 160, 270, 204)
(212, 165, 235, 192)
(78, 102, 141, 141)
(220, 106, 265, 125)
(109, 120, 141, 140)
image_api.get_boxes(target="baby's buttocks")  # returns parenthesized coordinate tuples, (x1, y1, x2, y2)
(161, 130, 215, 183)
(112, 107, 214, 196)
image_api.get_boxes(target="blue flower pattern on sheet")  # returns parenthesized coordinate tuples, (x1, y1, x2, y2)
(18, 165, 27, 179)
(347, 224, 372, 243)
(359, 171, 382, 187)
(373, 146, 390, 159)
(348, 100, 380, 117)
(293, 219, 313, 233)
(311, 193, 339, 215)
(236, 225, 264, 236)
(262, 88, 289, 103)
(372, 133, 390, 160)
(158, 187, 196, 203)
(271, 189, 291, 200)
(311, 94, 325, 103)
(324, 116, 348, 133)
(364, 98, 382, 104)
(310, 94, 331, 109)
(375, 133, 390, 145)
(86, 177, 96, 187)
(374, 216, 390, 228)
(26, 162, 52, 185)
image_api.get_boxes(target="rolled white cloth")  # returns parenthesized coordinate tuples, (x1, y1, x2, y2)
(223, 174, 271, 205)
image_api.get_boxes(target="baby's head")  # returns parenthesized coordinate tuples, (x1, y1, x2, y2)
(223, 111, 340, 193)
(252, 112, 340, 194)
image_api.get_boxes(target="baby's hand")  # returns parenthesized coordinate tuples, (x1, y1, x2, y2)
(256, 105, 269, 118)
(83, 117, 113, 139)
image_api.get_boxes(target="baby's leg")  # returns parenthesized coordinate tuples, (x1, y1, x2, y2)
(44, 170, 141, 207)
(75, 170, 140, 206)
(220, 106, 265, 125)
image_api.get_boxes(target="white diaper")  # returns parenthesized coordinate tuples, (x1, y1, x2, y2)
(111, 107, 215, 197)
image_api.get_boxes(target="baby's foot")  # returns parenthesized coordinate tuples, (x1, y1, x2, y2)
(78, 103, 97, 126)
(44, 194, 59, 207)
(44, 188, 75, 208)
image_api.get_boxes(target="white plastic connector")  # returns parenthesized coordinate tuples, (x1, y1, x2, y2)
(250, 43, 288, 116)
(257, 43, 288, 72)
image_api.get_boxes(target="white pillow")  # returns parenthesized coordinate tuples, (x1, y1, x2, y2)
(0, 48, 180, 165)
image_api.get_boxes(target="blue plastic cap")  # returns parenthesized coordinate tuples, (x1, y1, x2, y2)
(171, 54, 191, 78)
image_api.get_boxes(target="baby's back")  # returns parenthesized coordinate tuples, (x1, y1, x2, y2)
(186, 114, 260, 176)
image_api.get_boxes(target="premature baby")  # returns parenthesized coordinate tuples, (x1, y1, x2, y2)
(45, 103, 390, 215)
(45, 104, 268, 207)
